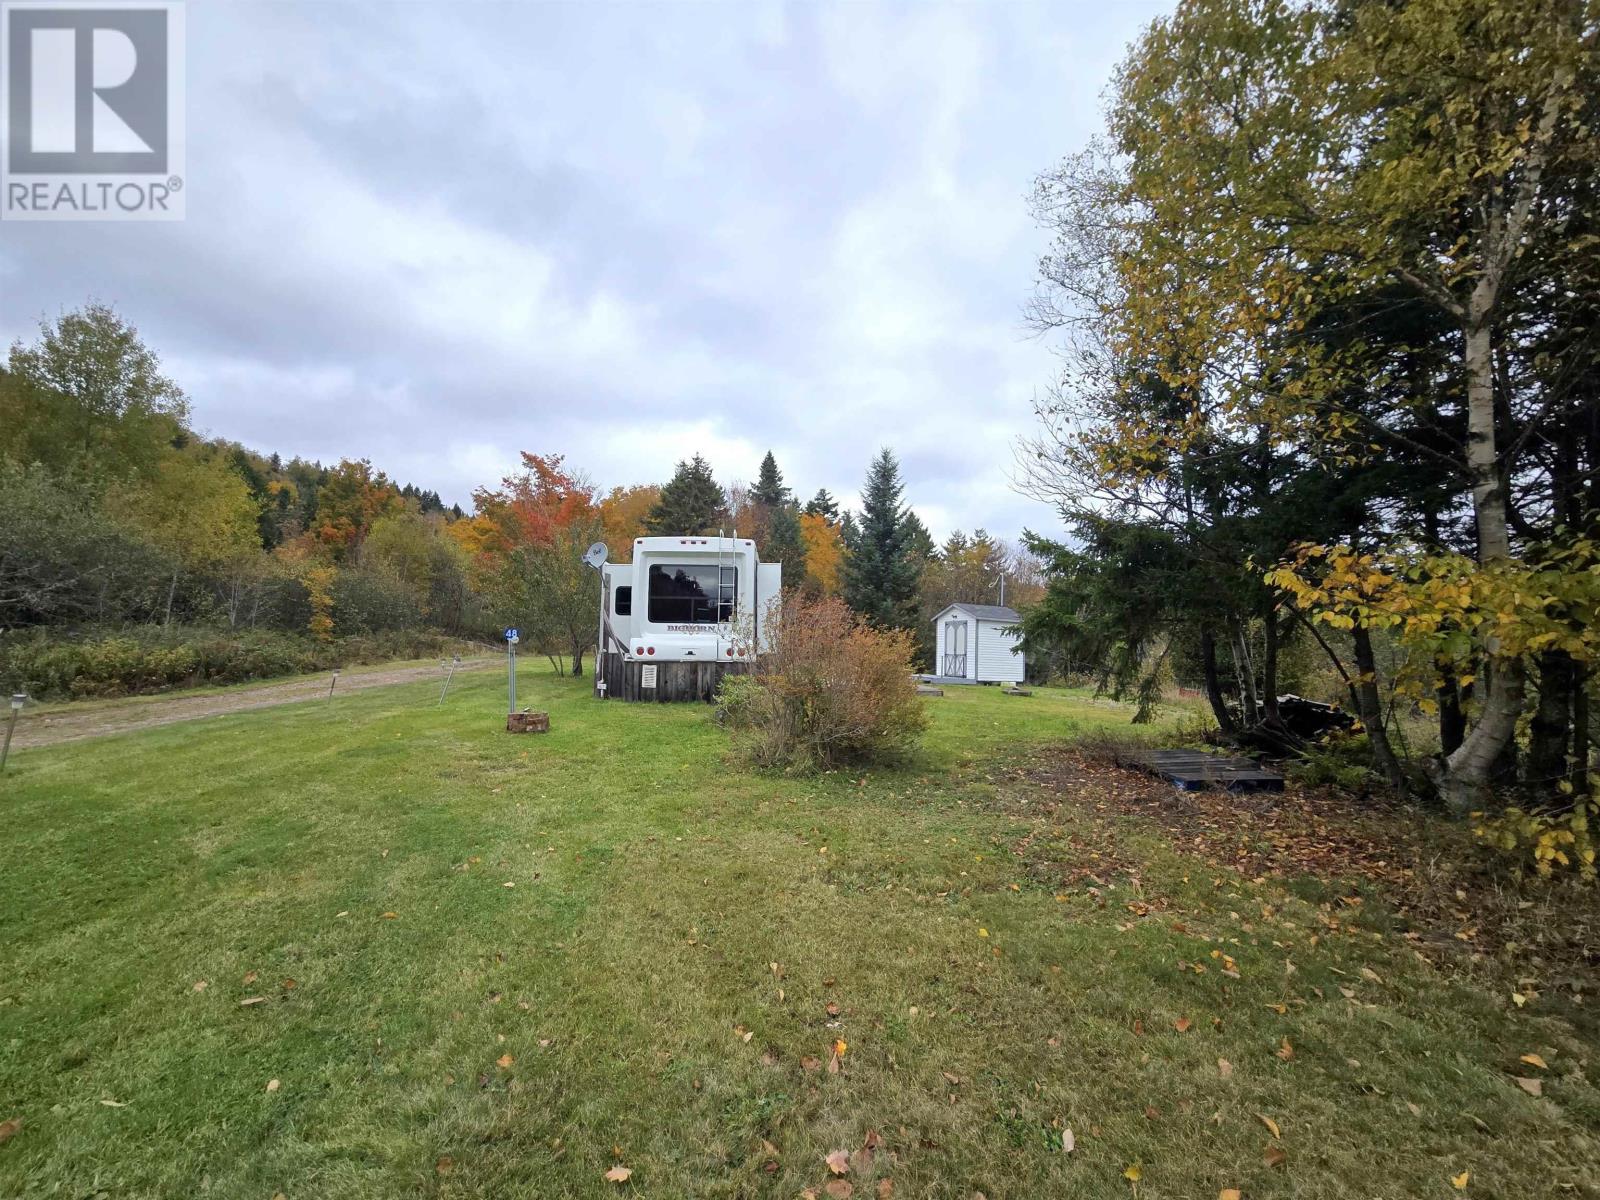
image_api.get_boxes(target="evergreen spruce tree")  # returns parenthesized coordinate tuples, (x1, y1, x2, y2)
(839, 510, 859, 553)
(750, 451, 792, 508)
(842, 448, 922, 629)
(645, 454, 727, 535)
(763, 501, 807, 590)
(804, 488, 840, 521)
(901, 509, 936, 566)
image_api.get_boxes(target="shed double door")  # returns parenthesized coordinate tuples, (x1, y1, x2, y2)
(941, 620, 968, 678)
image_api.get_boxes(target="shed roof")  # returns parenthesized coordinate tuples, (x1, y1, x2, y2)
(935, 603, 1020, 623)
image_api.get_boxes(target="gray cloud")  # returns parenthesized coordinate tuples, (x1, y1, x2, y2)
(0, 0, 1168, 539)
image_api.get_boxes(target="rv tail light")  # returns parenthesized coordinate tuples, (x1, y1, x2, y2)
(634, 646, 645, 656)
(726, 648, 734, 657)
(647, 646, 656, 655)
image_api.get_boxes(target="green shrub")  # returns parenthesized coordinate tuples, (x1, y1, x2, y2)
(333, 569, 422, 634)
(0, 625, 480, 699)
(1287, 731, 1379, 792)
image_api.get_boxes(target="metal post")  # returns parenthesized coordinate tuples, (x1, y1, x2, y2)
(438, 655, 460, 706)
(1, 694, 23, 772)
(505, 629, 520, 715)
(327, 669, 340, 702)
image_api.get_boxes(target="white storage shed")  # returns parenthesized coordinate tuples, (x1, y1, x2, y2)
(931, 603, 1025, 684)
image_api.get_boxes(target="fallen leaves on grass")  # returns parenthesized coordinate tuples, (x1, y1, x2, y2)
(192, 980, 207, 992)
(496, 1054, 514, 1069)
(1217, 1058, 1233, 1079)
(825, 1182, 854, 1199)
(1257, 1114, 1280, 1139)
(603, 1165, 632, 1183)
(1061, 1128, 1075, 1154)
(436, 1156, 454, 1174)
(1220, 1191, 1241, 1200)
(99, 1099, 127, 1108)
(265, 1079, 280, 1093)
(1452, 1170, 1470, 1190)
(0, 1118, 19, 1144)
(1175, 1017, 1192, 1033)
(1519, 1053, 1548, 1070)
(1513, 1077, 1543, 1097)
(1275, 1038, 1295, 1061)
(1123, 1164, 1142, 1182)
(827, 1039, 847, 1073)
(825, 1150, 851, 1175)
(1017, 749, 1412, 886)
(1264, 1145, 1287, 1168)
(239, 996, 267, 1007)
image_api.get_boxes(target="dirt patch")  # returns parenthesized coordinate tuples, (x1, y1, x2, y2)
(9, 657, 497, 750)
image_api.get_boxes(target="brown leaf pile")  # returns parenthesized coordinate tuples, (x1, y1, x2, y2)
(1019, 750, 1419, 886)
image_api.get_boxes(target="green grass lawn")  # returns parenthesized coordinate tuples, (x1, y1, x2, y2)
(1, 672, 1595, 1199)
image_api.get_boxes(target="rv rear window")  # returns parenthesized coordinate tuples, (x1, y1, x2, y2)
(614, 586, 632, 616)
(648, 563, 735, 624)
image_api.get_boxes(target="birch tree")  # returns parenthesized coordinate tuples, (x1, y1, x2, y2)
(1046, 0, 1598, 812)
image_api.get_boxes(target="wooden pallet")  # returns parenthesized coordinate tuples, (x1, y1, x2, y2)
(1139, 749, 1284, 792)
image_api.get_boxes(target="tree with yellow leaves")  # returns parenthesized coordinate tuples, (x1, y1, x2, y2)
(799, 512, 844, 595)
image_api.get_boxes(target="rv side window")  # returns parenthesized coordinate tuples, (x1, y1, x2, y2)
(647, 564, 736, 624)
(614, 586, 632, 616)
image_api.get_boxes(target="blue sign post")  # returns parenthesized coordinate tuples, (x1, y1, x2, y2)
(504, 628, 519, 715)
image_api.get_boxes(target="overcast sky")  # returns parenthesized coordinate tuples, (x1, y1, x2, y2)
(0, 0, 1167, 541)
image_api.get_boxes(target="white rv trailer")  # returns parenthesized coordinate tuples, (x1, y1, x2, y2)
(593, 535, 781, 701)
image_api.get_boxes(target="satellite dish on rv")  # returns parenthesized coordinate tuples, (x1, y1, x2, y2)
(582, 541, 608, 570)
